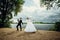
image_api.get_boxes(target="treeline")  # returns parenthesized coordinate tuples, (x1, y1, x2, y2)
(11, 22, 55, 24)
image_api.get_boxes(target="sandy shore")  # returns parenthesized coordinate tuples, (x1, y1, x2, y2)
(0, 28, 60, 40)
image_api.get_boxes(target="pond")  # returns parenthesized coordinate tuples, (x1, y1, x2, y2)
(11, 24, 55, 30)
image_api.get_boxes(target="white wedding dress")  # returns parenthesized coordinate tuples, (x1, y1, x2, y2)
(24, 19, 37, 32)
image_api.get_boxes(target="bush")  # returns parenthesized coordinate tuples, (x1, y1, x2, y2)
(0, 21, 12, 28)
(49, 22, 60, 31)
(55, 22, 60, 31)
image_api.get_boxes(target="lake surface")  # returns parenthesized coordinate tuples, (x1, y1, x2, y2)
(11, 24, 55, 30)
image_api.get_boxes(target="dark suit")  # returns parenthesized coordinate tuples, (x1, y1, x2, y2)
(16, 19, 23, 31)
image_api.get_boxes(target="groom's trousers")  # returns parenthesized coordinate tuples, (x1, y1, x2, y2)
(16, 24, 22, 31)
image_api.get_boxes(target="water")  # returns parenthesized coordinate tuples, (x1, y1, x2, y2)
(11, 24, 55, 30)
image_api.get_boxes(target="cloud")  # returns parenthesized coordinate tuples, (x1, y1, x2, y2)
(22, 6, 37, 13)
(32, 0, 40, 6)
(12, 0, 60, 22)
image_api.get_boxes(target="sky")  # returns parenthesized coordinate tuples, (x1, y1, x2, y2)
(12, 0, 60, 23)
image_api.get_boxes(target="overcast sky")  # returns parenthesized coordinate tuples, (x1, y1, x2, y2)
(12, 0, 60, 23)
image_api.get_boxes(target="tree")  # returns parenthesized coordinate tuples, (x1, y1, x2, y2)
(40, 0, 60, 9)
(0, 0, 24, 28)
(40, 0, 60, 31)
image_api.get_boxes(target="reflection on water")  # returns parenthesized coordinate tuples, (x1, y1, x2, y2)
(11, 24, 55, 30)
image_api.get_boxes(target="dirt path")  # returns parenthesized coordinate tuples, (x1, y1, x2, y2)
(0, 28, 60, 40)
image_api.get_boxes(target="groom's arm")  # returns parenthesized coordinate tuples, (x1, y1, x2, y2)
(21, 20, 23, 24)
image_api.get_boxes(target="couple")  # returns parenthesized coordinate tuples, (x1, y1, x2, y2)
(16, 17, 37, 32)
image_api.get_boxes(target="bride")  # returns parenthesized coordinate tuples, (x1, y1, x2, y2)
(24, 17, 37, 32)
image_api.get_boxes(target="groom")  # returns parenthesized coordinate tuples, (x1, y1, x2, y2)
(16, 18, 23, 31)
